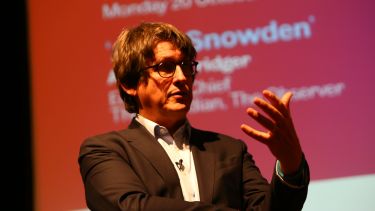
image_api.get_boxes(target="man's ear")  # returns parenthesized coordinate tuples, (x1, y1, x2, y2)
(120, 84, 137, 96)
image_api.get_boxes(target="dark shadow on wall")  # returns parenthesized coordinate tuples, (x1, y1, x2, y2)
(3, 0, 33, 210)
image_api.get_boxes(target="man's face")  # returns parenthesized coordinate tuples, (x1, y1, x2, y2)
(136, 41, 194, 125)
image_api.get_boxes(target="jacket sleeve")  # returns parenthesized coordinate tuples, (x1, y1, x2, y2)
(241, 142, 310, 211)
(269, 156, 310, 211)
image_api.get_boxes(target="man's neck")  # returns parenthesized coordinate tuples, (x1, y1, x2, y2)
(137, 113, 187, 135)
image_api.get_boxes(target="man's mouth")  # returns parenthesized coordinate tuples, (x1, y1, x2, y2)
(169, 91, 188, 98)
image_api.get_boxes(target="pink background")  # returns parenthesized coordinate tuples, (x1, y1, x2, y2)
(28, 0, 375, 210)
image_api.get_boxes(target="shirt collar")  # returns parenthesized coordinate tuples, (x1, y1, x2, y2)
(135, 114, 191, 144)
(135, 114, 158, 137)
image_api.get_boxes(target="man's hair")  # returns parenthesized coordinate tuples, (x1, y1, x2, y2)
(112, 22, 197, 113)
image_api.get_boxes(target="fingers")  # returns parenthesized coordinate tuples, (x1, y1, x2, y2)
(241, 90, 294, 144)
(241, 90, 302, 166)
(245, 107, 275, 131)
(240, 124, 270, 144)
(262, 90, 293, 117)
(253, 97, 283, 124)
(243, 107, 282, 146)
(280, 91, 293, 110)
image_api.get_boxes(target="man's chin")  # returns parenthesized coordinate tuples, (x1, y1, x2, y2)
(166, 104, 190, 114)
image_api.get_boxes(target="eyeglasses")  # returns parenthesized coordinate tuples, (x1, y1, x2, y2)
(144, 60, 198, 78)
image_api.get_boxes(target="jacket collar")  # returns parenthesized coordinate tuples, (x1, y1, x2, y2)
(119, 119, 215, 202)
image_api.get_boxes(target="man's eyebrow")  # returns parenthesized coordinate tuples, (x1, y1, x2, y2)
(156, 57, 183, 63)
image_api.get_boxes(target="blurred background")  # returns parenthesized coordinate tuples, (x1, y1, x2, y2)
(9, 0, 375, 210)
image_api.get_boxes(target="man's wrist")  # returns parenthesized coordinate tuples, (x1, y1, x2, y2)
(275, 153, 309, 188)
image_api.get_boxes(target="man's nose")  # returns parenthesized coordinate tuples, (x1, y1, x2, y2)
(173, 65, 187, 81)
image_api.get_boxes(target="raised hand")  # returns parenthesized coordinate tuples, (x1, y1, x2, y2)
(240, 90, 303, 175)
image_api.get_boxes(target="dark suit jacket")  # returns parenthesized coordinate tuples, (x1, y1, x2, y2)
(79, 119, 309, 211)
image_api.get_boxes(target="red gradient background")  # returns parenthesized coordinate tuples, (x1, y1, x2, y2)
(28, 0, 375, 210)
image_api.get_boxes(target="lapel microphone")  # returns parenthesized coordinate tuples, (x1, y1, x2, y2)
(175, 159, 185, 171)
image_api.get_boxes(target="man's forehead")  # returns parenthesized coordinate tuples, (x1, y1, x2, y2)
(153, 41, 182, 61)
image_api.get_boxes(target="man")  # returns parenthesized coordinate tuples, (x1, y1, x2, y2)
(79, 22, 309, 211)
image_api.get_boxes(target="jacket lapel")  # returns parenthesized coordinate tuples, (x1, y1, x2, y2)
(190, 128, 215, 203)
(119, 119, 183, 198)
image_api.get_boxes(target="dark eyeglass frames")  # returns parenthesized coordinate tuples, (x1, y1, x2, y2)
(144, 60, 198, 78)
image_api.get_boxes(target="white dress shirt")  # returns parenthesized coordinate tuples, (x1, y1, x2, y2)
(135, 114, 200, 201)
